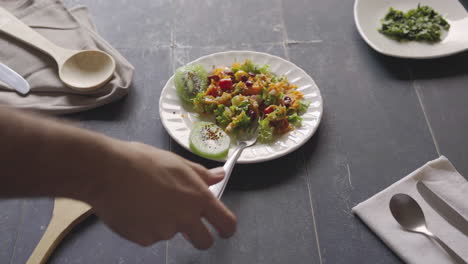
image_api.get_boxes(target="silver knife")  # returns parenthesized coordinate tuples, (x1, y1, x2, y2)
(417, 180, 468, 236)
(0, 62, 30, 95)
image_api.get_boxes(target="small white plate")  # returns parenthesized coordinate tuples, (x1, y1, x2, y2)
(354, 0, 468, 59)
(159, 51, 323, 164)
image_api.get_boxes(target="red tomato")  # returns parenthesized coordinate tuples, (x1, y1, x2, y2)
(263, 106, 274, 115)
(219, 78, 233, 91)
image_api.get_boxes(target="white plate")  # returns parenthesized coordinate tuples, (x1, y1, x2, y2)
(354, 0, 468, 59)
(159, 51, 323, 164)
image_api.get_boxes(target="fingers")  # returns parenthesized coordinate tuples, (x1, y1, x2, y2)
(203, 199, 237, 238)
(187, 162, 224, 186)
(183, 219, 214, 250)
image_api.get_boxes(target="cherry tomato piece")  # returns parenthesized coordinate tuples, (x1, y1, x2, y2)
(264, 106, 274, 115)
(219, 78, 233, 91)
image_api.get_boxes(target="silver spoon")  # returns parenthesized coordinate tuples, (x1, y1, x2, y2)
(389, 193, 467, 264)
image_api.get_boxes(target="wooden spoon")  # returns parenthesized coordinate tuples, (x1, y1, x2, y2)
(0, 7, 115, 91)
(26, 198, 92, 264)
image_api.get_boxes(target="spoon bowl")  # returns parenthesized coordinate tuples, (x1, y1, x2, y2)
(390, 193, 427, 232)
(59, 50, 115, 90)
(354, 0, 468, 58)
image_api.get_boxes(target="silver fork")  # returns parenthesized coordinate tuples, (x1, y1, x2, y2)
(209, 125, 258, 199)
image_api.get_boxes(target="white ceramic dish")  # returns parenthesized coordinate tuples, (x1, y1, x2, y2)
(354, 0, 468, 59)
(159, 51, 323, 164)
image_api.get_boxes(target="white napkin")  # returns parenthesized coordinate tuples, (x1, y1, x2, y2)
(353, 156, 468, 264)
(0, 0, 134, 114)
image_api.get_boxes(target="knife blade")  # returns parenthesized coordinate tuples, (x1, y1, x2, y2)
(0, 62, 30, 95)
(417, 180, 468, 236)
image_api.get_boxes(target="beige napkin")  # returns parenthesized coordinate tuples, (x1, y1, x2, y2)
(0, 0, 134, 114)
(353, 156, 468, 264)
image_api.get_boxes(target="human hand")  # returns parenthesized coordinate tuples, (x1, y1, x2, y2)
(0, 107, 236, 249)
(86, 141, 236, 249)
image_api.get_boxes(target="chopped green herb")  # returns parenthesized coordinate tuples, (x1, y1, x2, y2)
(378, 5, 450, 42)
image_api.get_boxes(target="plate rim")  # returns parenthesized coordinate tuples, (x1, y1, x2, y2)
(159, 50, 323, 164)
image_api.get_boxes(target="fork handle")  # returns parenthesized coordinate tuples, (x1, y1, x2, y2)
(210, 142, 246, 199)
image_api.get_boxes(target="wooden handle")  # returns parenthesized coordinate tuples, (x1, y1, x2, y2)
(0, 7, 72, 65)
(26, 198, 92, 264)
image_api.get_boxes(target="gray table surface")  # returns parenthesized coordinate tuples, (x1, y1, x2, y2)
(2, 0, 468, 263)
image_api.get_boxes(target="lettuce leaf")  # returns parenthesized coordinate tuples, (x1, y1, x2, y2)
(231, 111, 251, 129)
(233, 60, 271, 75)
(258, 118, 274, 143)
(287, 113, 303, 127)
(297, 101, 310, 115)
(262, 88, 278, 106)
(193, 92, 217, 113)
(214, 105, 232, 127)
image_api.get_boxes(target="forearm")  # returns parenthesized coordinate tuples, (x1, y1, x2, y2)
(0, 107, 115, 201)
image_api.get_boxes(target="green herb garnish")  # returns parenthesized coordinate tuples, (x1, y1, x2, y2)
(378, 5, 450, 42)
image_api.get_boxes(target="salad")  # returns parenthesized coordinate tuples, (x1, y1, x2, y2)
(175, 60, 309, 143)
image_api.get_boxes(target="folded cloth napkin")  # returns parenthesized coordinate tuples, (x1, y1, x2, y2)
(0, 0, 134, 114)
(353, 156, 468, 264)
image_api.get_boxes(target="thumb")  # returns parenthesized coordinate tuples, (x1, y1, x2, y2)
(207, 167, 225, 185)
(209, 166, 225, 178)
(187, 161, 225, 185)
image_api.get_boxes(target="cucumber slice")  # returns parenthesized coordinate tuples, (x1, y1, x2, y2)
(175, 64, 208, 104)
(189, 122, 230, 159)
